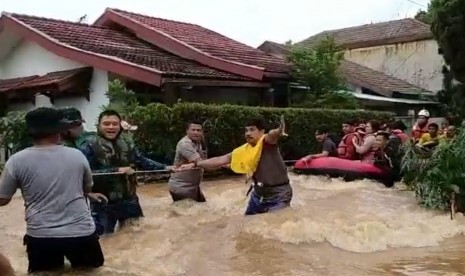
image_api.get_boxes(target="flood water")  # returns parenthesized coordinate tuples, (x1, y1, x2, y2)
(2, 174, 465, 275)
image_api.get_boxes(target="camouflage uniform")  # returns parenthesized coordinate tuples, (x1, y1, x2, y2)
(81, 134, 166, 235)
(59, 107, 90, 149)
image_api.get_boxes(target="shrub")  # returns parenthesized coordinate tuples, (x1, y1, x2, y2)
(128, 103, 393, 163)
(402, 129, 465, 213)
(0, 103, 393, 164)
(0, 111, 28, 154)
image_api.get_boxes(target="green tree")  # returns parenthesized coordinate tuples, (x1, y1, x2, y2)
(415, 10, 432, 24)
(0, 111, 28, 154)
(429, 0, 465, 116)
(287, 36, 359, 109)
(101, 79, 139, 117)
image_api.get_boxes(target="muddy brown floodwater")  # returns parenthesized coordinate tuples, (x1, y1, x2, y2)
(2, 174, 465, 275)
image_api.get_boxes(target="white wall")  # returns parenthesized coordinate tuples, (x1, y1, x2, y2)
(0, 40, 109, 130)
(344, 39, 444, 93)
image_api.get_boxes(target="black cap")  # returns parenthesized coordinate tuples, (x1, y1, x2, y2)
(60, 107, 85, 123)
(26, 107, 75, 136)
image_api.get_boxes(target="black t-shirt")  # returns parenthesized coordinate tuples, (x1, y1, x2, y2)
(322, 138, 338, 157)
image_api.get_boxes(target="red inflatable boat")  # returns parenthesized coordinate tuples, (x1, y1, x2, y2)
(293, 157, 389, 184)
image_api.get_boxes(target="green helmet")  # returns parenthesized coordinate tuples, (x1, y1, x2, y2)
(60, 107, 85, 123)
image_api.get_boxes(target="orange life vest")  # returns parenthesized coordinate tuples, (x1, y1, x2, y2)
(412, 123, 428, 141)
(337, 132, 362, 156)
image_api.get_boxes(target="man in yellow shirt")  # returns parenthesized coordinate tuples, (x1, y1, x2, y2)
(418, 123, 444, 149)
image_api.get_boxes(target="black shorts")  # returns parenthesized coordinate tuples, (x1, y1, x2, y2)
(24, 232, 104, 273)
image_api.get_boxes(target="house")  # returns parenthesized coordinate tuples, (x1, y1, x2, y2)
(0, 9, 290, 129)
(258, 18, 442, 115)
(296, 18, 443, 93)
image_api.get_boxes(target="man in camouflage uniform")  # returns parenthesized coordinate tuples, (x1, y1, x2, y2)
(81, 110, 169, 236)
(60, 107, 91, 149)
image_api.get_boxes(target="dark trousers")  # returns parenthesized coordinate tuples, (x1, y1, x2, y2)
(244, 190, 291, 215)
(169, 187, 206, 203)
(92, 194, 144, 236)
(24, 232, 104, 273)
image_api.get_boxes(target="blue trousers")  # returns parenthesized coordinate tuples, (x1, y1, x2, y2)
(244, 190, 291, 215)
(91, 194, 144, 236)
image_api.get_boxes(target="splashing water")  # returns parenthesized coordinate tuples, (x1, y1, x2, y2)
(2, 174, 465, 275)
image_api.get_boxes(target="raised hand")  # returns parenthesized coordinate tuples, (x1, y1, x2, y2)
(279, 115, 288, 137)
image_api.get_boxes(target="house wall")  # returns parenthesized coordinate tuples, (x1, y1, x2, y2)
(0, 40, 109, 130)
(344, 39, 444, 93)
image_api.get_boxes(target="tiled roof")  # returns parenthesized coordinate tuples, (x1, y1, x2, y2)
(256, 40, 433, 97)
(0, 67, 92, 93)
(0, 75, 37, 92)
(8, 14, 246, 81)
(297, 18, 433, 49)
(257, 41, 289, 58)
(107, 9, 289, 74)
(341, 60, 432, 97)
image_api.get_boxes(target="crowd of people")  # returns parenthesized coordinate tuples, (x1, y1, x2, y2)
(0, 106, 460, 274)
(303, 109, 459, 186)
(0, 106, 291, 274)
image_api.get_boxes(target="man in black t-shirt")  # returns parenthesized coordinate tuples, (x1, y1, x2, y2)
(303, 125, 338, 161)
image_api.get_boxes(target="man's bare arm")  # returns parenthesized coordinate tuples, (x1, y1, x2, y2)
(196, 153, 232, 170)
(265, 115, 287, 144)
(265, 129, 281, 144)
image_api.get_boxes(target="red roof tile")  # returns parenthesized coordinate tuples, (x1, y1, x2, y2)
(7, 14, 247, 81)
(0, 75, 37, 92)
(104, 9, 289, 74)
(0, 67, 92, 93)
(297, 18, 433, 49)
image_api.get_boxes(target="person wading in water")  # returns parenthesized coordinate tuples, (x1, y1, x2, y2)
(177, 116, 291, 215)
(0, 107, 105, 273)
(81, 110, 170, 235)
(168, 120, 208, 202)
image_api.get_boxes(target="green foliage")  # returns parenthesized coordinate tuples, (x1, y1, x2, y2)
(0, 111, 28, 153)
(291, 90, 359, 110)
(415, 10, 432, 24)
(289, 36, 345, 95)
(101, 79, 139, 117)
(437, 66, 465, 117)
(428, 0, 465, 116)
(288, 36, 358, 109)
(128, 102, 392, 163)
(429, 0, 465, 84)
(401, 131, 465, 211)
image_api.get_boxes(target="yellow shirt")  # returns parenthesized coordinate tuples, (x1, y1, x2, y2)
(419, 133, 445, 145)
(230, 135, 265, 175)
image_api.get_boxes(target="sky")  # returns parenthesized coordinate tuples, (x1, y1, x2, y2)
(1, 0, 430, 47)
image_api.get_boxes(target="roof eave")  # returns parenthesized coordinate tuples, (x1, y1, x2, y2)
(0, 13, 164, 87)
(94, 9, 266, 81)
(343, 33, 434, 50)
(343, 74, 393, 97)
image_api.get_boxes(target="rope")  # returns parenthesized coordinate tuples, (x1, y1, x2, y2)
(91, 159, 299, 176)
